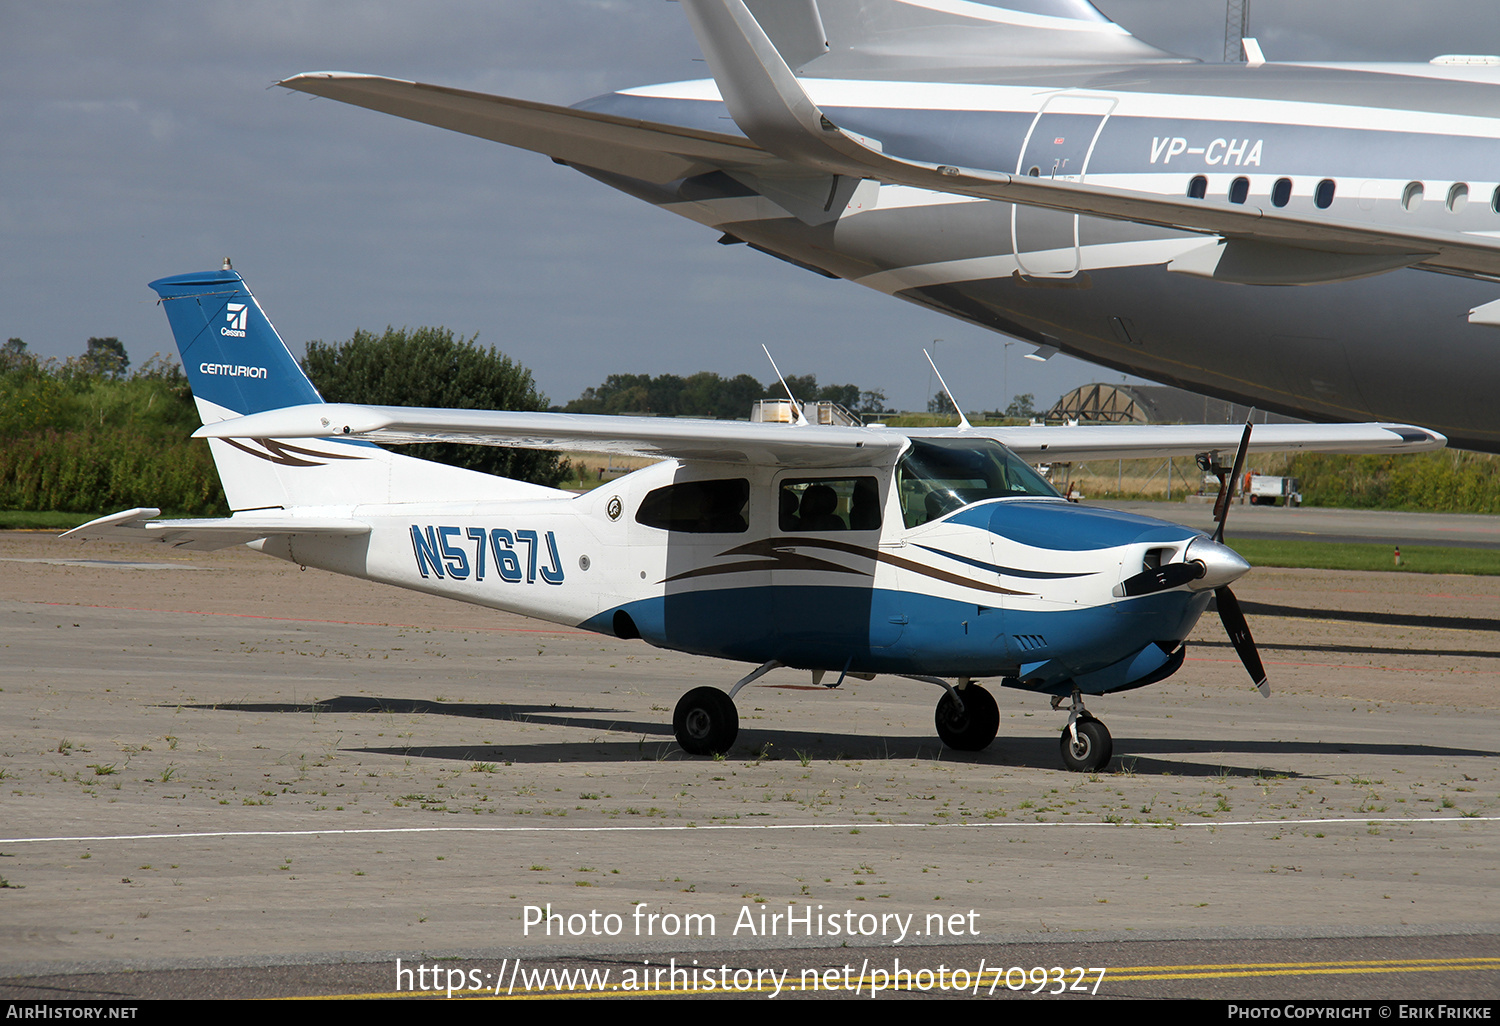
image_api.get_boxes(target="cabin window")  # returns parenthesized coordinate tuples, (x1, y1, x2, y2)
(896, 437, 1059, 529)
(1448, 182, 1469, 212)
(636, 478, 749, 533)
(1492, 185, 1500, 213)
(1187, 175, 1207, 199)
(779, 477, 881, 532)
(1403, 181, 1424, 211)
(1315, 179, 1336, 209)
(1271, 178, 1292, 207)
(1228, 177, 1250, 204)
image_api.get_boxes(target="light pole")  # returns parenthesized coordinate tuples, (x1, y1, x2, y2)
(1002, 340, 1015, 418)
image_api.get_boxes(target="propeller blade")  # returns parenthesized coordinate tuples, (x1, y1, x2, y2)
(1216, 585, 1268, 696)
(1212, 416, 1254, 543)
(1117, 560, 1205, 597)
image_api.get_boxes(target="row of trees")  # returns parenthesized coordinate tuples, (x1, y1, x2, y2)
(565, 371, 888, 420)
(9, 328, 1500, 517)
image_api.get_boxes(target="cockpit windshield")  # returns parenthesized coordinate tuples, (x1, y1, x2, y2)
(896, 436, 1060, 528)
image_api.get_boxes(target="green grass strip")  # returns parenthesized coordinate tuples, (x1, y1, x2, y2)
(1227, 537, 1500, 576)
(0, 510, 100, 530)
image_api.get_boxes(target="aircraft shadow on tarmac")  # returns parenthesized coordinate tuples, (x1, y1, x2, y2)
(177, 696, 1492, 775)
(1196, 638, 1500, 659)
(1238, 602, 1500, 635)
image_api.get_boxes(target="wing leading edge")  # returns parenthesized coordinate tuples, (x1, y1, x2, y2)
(192, 402, 1446, 466)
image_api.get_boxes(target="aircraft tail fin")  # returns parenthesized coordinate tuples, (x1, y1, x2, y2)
(148, 268, 563, 512)
(150, 268, 323, 425)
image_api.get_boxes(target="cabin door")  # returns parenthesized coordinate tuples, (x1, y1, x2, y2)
(1012, 94, 1116, 278)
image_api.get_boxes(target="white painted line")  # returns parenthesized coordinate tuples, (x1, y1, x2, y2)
(4, 815, 1495, 845)
(1, 557, 205, 571)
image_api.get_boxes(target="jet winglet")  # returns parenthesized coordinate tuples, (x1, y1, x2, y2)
(680, 0, 880, 172)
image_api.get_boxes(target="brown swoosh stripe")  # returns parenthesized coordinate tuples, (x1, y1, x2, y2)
(221, 437, 370, 468)
(659, 537, 1032, 597)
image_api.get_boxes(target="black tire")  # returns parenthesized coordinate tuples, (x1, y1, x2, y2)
(673, 686, 738, 755)
(1059, 716, 1113, 772)
(934, 684, 999, 751)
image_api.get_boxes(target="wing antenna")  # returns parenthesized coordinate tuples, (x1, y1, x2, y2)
(762, 344, 808, 426)
(923, 348, 971, 430)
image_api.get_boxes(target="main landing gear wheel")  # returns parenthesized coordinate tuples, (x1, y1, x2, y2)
(934, 684, 1000, 751)
(1060, 716, 1113, 772)
(673, 686, 739, 756)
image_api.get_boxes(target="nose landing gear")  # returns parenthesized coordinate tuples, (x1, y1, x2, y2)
(1053, 690, 1112, 772)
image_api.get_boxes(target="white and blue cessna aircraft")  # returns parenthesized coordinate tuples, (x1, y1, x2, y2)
(280, 0, 1500, 451)
(68, 269, 1443, 770)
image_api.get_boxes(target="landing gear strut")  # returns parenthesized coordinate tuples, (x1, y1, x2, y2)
(1055, 690, 1112, 772)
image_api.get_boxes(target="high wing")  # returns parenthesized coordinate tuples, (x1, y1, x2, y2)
(190, 403, 906, 468)
(191, 402, 1446, 465)
(61, 507, 372, 551)
(980, 421, 1446, 462)
(678, 0, 1500, 283)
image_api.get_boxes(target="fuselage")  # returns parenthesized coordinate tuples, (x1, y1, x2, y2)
(576, 60, 1500, 450)
(263, 445, 1216, 696)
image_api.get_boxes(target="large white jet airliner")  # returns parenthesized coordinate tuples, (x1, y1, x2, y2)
(278, 0, 1500, 450)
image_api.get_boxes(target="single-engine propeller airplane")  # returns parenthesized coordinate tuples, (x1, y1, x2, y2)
(68, 268, 1445, 769)
(278, 0, 1500, 451)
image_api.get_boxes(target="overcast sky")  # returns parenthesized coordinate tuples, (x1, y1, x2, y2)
(5, 1, 1498, 412)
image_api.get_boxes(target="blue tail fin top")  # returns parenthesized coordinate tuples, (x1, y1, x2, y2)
(148, 270, 323, 418)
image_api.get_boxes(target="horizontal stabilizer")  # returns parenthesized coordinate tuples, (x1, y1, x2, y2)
(64, 508, 371, 552)
(278, 73, 775, 183)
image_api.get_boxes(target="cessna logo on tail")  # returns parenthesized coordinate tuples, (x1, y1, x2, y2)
(222, 303, 248, 337)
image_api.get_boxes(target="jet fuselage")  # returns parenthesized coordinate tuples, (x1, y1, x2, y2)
(579, 59, 1500, 449)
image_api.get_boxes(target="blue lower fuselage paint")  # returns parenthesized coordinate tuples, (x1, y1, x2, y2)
(582, 584, 1210, 692)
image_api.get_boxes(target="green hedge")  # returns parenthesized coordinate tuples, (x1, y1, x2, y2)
(1289, 451, 1500, 514)
(0, 429, 225, 516)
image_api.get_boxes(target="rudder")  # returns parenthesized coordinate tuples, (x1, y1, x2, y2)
(149, 269, 322, 424)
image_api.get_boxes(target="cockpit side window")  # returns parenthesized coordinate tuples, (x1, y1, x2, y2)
(896, 437, 1059, 528)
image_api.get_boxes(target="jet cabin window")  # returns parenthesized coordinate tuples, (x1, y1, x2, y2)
(896, 437, 1060, 529)
(636, 479, 749, 534)
(779, 477, 881, 532)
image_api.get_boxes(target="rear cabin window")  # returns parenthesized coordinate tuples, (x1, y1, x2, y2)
(779, 477, 882, 532)
(635, 479, 749, 533)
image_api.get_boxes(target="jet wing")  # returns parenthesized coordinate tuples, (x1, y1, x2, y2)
(191, 403, 907, 469)
(680, 0, 1500, 283)
(193, 403, 1445, 469)
(63, 507, 372, 551)
(278, 72, 776, 183)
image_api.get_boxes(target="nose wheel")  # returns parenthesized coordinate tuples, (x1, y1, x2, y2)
(934, 683, 999, 751)
(673, 686, 739, 755)
(1059, 715, 1112, 772)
